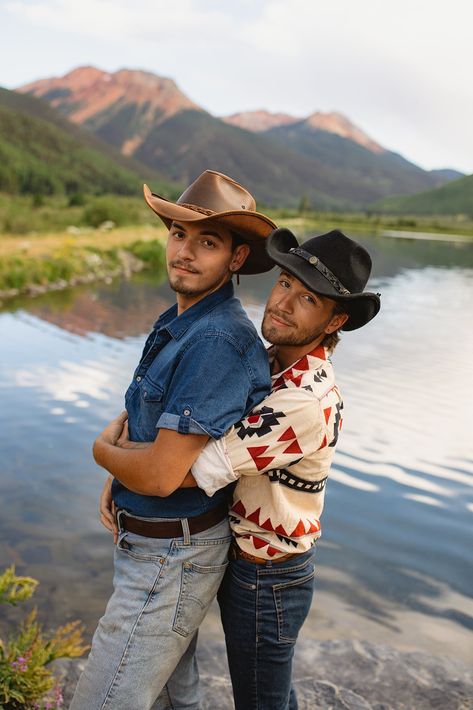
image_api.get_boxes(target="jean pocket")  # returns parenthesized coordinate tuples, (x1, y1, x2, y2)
(173, 560, 229, 638)
(116, 532, 167, 564)
(273, 569, 316, 644)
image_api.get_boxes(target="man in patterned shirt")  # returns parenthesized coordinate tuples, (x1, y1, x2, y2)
(190, 226, 381, 709)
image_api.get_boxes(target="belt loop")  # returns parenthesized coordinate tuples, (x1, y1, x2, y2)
(181, 517, 191, 545)
(116, 509, 125, 533)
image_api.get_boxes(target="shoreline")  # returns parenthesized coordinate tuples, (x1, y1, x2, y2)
(1, 216, 473, 303)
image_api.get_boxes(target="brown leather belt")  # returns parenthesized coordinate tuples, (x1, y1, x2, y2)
(117, 502, 228, 538)
(229, 542, 300, 565)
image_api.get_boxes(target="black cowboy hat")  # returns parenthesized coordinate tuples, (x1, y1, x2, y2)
(267, 228, 380, 331)
(144, 170, 277, 275)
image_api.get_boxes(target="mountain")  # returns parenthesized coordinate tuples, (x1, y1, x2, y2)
(0, 86, 175, 196)
(19, 66, 201, 156)
(17, 66, 460, 208)
(429, 168, 465, 186)
(222, 110, 298, 132)
(264, 119, 443, 203)
(372, 173, 473, 217)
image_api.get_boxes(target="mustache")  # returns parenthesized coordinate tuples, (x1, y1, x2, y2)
(169, 260, 200, 274)
(265, 308, 295, 327)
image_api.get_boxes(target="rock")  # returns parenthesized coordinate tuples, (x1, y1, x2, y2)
(56, 639, 473, 709)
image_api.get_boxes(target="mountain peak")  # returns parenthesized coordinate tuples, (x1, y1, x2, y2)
(222, 109, 299, 132)
(304, 112, 384, 154)
(17, 66, 200, 155)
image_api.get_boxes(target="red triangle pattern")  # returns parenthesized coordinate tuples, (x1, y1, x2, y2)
(247, 507, 261, 525)
(247, 445, 275, 471)
(231, 500, 246, 517)
(278, 426, 297, 442)
(309, 345, 326, 361)
(317, 435, 327, 450)
(290, 520, 307, 537)
(283, 440, 303, 455)
(267, 546, 280, 557)
(324, 407, 332, 424)
(294, 355, 310, 371)
(273, 375, 286, 389)
(289, 373, 303, 388)
(260, 517, 274, 532)
(306, 519, 321, 533)
(275, 524, 288, 536)
(252, 535, 269, 550)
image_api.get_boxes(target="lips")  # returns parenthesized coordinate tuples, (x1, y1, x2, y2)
(171, 262, 199, 274)
(267, 310, 294, 327)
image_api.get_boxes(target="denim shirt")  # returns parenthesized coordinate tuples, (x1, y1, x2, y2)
(112, 281, 271, 518)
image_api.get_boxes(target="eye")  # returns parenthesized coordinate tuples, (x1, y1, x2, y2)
(302, 294, 316, 305)
(201, 238, 217, 249)
(279, 279, 290, 289)
(172, 229, 185, 239)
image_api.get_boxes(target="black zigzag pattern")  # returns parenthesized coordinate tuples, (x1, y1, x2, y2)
(329, 401, 344, 447)
(235, 406, 286, 440)
(313, 368, 328, 383)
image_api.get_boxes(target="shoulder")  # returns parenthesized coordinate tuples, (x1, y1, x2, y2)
(194, 296, 261, 355)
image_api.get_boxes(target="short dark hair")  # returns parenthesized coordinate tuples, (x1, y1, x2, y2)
(229, 229, 247, 251)
(322, 301, 348, 353)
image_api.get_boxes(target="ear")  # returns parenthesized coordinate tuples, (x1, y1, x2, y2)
(325, 312, 349, 333)
(230, 243, 250, 271)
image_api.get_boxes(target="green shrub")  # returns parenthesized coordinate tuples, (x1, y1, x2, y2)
(82, 198, 133, 228)
(129, 239, 166, 270)
(0, 566, 88, 709)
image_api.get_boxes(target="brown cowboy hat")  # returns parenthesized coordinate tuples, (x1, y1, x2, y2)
(143, 170, 277, 274)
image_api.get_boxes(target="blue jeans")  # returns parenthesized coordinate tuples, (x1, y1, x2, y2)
(70, 517, 231, 710)
(218, 547, 316, 710)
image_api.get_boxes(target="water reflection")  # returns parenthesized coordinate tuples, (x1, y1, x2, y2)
(1, 234, 472, 662)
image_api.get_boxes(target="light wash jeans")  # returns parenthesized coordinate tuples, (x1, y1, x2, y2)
(70, 516, 231, 710)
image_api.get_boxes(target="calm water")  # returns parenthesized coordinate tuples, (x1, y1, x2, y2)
(1, 232, 472, 663)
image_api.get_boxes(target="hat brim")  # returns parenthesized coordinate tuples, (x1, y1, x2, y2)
(144, 184, 277, 275)
(267, 228, 380, 331)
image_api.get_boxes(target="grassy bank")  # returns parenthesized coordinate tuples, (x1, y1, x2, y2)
(1, 193, 473, 300)
(0, 224, 167, 299)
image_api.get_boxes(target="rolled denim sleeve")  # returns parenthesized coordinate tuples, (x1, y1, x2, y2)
(157, 334, 253, 439)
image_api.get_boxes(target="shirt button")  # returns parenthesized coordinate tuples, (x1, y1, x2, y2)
(136, 376, 142, 382)
(183, 408, 191, 416)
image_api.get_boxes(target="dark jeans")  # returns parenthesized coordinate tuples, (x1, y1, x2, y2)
(218, 547, 316, 710)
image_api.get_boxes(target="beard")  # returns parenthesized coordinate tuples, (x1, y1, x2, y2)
(168, 260, 231, 297)
(262, 306, 329, 346)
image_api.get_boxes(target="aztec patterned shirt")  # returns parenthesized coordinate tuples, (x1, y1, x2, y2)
(191, 344, 343, 559)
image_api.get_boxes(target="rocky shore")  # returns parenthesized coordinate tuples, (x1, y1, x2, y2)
(56, 639, 473, 709)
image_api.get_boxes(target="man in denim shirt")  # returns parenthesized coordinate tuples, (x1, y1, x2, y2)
(70, 171, 275, 710)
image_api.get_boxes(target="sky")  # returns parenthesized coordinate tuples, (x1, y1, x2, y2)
(1, 0, 472, 174)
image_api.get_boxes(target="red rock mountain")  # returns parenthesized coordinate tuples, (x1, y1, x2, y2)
(304, 112, 384, 154)
(224, 109, 384, 154)
(19, 66, 201, 155)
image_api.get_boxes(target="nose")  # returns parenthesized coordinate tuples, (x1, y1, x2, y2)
(276, 292, 294, 313)
(176, 238, 195, 260)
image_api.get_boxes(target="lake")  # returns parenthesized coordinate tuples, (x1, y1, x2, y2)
(1, 231, 472, 665)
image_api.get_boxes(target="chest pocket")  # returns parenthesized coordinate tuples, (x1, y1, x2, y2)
(139, 378, 165, 439)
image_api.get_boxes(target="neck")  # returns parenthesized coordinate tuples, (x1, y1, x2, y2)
(175, 278, 231, 316)
(271, 336, 325, 374)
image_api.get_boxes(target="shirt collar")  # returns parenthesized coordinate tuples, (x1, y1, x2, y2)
(269, 344, 328, 383)
(153, 281, 235, 340)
